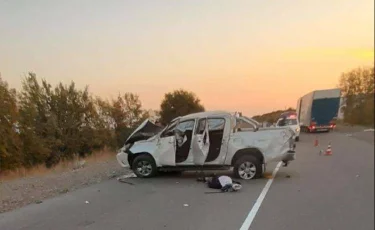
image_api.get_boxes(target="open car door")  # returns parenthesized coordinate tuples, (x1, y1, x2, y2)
(191, 118, 210, 165)
(155, 119, 179, 166)
(156, 135, 177, 166)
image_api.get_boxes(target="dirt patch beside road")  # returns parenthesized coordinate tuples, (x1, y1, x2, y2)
(0, 154, 130, 214)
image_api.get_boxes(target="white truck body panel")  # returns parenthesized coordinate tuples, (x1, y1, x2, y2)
(298, 88, 341, 127)
(296, 98, 302, 117)
(298, 91, 314, 126)
(313, 88, 341, 99)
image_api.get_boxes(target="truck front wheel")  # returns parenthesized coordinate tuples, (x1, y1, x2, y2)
(233, 155, 262, 180)
(132, 154, 157, 178)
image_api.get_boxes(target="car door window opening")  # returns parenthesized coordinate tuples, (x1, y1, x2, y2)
(196, 118, 226, 162)
(234, 117, 256, 132)
(174, 119, 196, 163)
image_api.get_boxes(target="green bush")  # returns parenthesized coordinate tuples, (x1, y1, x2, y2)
(0, 73, 150, 171)
(339, 66, 374, 127)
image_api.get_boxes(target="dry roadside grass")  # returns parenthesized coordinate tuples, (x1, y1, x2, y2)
(1, 150, 115, 182)
(0, 150, 131, 213)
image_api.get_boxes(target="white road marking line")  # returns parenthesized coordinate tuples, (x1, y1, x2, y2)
(239, 161, 282, 230)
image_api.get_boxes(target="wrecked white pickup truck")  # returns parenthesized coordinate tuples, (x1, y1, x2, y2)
(116, 111, 296, 180)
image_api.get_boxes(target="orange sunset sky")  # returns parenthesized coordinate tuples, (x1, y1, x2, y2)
(0, 0, 374, 116)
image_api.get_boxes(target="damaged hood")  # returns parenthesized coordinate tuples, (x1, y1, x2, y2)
(125, 119, 164, 145)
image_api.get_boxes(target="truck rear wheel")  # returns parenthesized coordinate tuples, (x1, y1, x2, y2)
(233, 155, 262, 180)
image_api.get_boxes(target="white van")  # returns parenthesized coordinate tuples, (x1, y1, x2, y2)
(276, 112, 301, 141)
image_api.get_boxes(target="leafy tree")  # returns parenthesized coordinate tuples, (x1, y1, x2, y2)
(17, 73, 114, 168)
(18, 73, 52, 167)
(47, 81, 112, 163)
(110, 93, 149, 147)
(0, 76, 22, 171)
(94, 98, 117, 148)
(339, 66, 374, 126)
(0, 72, 153, 171)
(159, 89, 205, 125)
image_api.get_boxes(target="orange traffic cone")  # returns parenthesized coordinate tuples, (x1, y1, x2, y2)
(325, 142, 332, 155)
(314, 136, 319, 147)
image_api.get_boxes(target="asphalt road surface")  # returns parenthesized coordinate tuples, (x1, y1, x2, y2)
(0, 131, 373, 230)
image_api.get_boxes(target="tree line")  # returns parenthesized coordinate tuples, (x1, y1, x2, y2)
(339, 66, 374, 127)
(0, 73, 205, 172)
(252, 108, 295, 124)
(1, 65, 372, 172)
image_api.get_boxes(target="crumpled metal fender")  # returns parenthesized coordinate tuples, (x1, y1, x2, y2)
(127, 139, 159, 165)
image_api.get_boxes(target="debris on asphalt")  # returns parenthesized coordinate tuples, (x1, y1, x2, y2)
(263, 172, 273, 179)
(356, 175, 360, 178)
(286, 175, 291, 178)
(183, 204, 189, 207)
(118, 179, 135, 185)
(314, 136, 319, 146)
(345, 133, 353, 137)
(35, 200, 43, 204)
(117, 173, 137, 180)
(85, 201, 89, 204)
(117, 173, 137, 185)
(363, 129, 374, 132)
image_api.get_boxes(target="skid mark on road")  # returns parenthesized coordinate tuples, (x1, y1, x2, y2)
(239, 161, 282, 230)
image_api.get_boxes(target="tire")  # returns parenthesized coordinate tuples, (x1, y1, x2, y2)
(132, 154, 157, 178)
(233, 155, 262, 180)
(295, 136, 300, 142)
